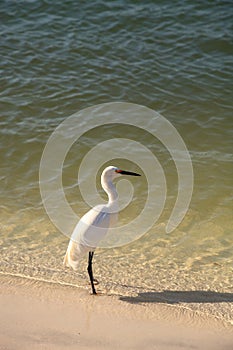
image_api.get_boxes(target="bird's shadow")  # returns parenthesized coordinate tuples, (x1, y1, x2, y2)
(119, 290, 233, 304)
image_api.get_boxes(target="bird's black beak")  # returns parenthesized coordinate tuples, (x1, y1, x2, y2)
(116, 169, 141, 176)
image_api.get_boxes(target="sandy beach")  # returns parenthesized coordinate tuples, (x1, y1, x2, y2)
(1, 1, 233, 349)
(1, 274, 232, 350)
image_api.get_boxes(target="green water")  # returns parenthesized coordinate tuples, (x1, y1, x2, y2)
(0, 0, 232, 318)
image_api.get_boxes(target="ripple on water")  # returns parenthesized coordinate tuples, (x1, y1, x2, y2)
(0, 0, 232, 325)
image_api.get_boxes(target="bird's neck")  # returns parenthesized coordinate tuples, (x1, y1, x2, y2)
(102, 180, 118, 205)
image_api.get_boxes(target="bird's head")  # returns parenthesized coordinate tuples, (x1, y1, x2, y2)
(101, 166, 141, 182)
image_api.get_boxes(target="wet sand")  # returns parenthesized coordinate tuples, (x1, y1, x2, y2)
(0, 275, 232, 350)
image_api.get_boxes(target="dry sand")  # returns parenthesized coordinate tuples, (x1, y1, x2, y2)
(0, 274, 232, 350)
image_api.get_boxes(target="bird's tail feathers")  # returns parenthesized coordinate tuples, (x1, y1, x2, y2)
(63, 251, 69, 267)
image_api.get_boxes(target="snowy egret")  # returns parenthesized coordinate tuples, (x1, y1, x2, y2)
(63, 165, 141, 294)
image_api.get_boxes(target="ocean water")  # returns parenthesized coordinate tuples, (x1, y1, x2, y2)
(1, 0, 233, 318)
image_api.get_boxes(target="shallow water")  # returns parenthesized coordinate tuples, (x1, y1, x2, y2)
(1, 0, 233, 312)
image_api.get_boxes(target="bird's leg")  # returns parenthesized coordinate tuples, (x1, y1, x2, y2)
(87, 251, 97, 295)
(90, 258, 99, 286)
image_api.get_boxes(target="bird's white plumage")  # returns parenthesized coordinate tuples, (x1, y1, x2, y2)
(64, 166, 120, 270)
(63, 165, 140, 294)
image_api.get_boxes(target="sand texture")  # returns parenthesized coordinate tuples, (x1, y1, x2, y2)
(0, 275, 233, 350)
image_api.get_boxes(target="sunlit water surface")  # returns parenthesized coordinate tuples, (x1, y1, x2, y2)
(1, 0, 232, 321)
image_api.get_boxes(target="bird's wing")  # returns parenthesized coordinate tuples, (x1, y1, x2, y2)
(70, 204, 112, 249)
(63, 238, 89, 270)
(64, 205, 117, 270)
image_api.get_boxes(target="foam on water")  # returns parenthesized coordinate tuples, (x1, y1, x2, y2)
(0, 0, 232, 322)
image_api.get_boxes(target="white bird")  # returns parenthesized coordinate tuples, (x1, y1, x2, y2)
(64, 165, 141, 294)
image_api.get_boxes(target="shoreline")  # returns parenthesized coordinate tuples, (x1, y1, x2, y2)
(1, 274, 232, 350)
